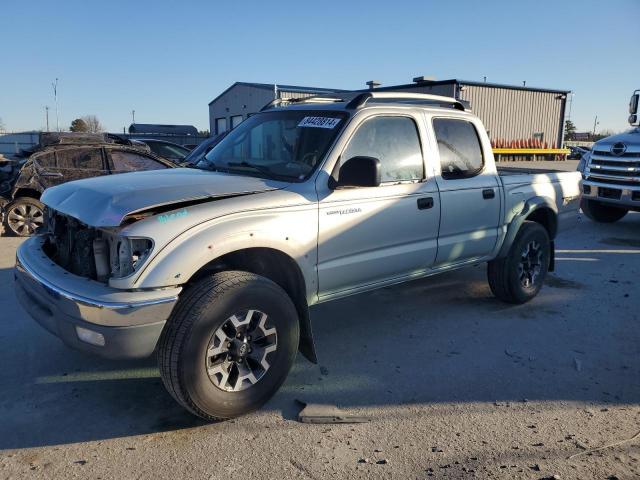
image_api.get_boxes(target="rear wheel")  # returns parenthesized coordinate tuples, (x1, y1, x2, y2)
(581, 199, 627, 223)
(158, 271, 299, 420)
(4, 197, 45, 237)
(488, 221, 550, 304)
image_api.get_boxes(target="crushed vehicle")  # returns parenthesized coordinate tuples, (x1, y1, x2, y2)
(14, 93, 581, 420)
(1, 133, 175, 236)
(580, 89, 640, 222)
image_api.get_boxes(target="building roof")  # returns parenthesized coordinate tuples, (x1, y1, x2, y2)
(208, 81, 350, 105)
(367, 78, 570, 95)
(128, 123, 198, 135)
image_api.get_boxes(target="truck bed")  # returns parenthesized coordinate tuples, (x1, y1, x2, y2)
(497, 166, 565, 176)
(496, 159, 579, 173)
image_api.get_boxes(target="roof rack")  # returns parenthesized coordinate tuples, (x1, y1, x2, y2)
(260, 96, 344, 111)
(345, 92, 465, 110)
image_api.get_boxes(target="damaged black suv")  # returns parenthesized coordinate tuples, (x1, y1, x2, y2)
(2, 133, 174, 236)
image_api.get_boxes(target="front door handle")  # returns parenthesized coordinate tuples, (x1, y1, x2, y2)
(482, 188, 495, 199)
(417, 197, 434, 210)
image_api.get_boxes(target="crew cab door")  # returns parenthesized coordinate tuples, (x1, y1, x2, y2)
(430, 116, 501, 266)
(316, 113, 440, 298)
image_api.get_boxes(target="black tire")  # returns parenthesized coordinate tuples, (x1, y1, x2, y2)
(581, 199, 627, 223)
(487, 221, 550, 304)
(158, 271, 299, 421)
(4, 197, 45, 237)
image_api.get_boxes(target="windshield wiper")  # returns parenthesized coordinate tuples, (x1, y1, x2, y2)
(226, 161, 274, 176)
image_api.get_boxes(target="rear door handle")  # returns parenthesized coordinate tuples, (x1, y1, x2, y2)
(417, 197, 434, 210)
(482, 188, 495, 199)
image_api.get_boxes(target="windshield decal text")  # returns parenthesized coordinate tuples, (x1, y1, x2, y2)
(298, 117, 341, 129)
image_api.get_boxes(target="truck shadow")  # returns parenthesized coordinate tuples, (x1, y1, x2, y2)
(1, 213, 639, 449)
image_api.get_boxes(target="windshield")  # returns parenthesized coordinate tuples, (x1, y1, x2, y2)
(196, 110, 348, 181)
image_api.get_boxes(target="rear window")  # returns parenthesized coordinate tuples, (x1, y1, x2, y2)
(110, 150, 168, 172)
(433, 118, 484, 180)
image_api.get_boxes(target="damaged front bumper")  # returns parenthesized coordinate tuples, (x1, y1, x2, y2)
(14, 236, 181, 359)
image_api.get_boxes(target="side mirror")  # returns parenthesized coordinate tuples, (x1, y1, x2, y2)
(629, 93, 639, 115)
(333, 156, 381, 188)
(629, 93, 640, 126)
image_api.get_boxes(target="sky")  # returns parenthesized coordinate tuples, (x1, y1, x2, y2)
(1, 0, 639, 135)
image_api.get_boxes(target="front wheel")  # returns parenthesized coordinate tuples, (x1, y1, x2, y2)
(581, 199, 627, 223)
(158, 271, 299, 420)
(488, 221, 550, 304)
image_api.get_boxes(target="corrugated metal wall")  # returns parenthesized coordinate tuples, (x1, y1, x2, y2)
(279, 91, 317, 100)
(457, 84, 566, 148)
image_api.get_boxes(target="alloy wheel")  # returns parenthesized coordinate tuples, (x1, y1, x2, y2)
(517, 240, 543, 288)
(7, 202, 44, 236)
(206, 309, 278, 392)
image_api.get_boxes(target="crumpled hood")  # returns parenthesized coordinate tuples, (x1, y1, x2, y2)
(593, 128, 640, 150)
(41, 168, 290, 227)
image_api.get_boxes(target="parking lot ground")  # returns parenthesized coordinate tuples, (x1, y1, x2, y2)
(1, 209, 639, 479)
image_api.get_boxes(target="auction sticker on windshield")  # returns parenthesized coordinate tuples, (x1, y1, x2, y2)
(298, 117, 341, 129)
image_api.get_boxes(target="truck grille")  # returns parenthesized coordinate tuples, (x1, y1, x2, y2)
(586, 148, 640, 184)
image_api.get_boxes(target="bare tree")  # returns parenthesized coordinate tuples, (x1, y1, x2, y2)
(81, 115, 104, 133)
(0, 117, 5, 132)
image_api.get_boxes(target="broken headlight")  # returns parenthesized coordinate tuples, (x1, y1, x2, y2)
(101, 236, 153, 280)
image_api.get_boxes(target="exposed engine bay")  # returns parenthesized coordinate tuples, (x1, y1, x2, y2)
(42, 208, 152, 282)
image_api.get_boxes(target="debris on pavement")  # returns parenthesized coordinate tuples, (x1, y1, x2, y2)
(296, 400, 369, 424)
(573, 357, 583, 372)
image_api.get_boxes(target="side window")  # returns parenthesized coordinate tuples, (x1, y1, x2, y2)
(342, 116, 423, 183)
(110, 150, 169, 172)
(34, 152, 56, 168)
(56, 148, 105, 170)
(433, 118, 484, 180)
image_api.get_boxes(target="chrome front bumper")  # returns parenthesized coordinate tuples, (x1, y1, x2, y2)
(582, 178, 640, 209)
(14, 236, 181, 359)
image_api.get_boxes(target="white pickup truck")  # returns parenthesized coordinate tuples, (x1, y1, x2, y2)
(15, 92, 581, 419)
(580, 89, 640, 222)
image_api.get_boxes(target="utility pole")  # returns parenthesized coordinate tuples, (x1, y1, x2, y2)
(44, 106, 50, 132)
(567, 92, 574, 121)
(592, 115, 599, 136)
(52, 78, 59, 132)
(131, 110, 135, 124)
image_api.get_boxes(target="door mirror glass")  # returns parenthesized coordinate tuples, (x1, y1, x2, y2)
(334, 156, 381, 188)
(629, 93, 639, 115)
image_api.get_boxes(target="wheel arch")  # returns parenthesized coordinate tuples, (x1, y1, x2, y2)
(186, 247, 317, 364)
(498, 196, 558, 267)
(12, 188, 42, 200)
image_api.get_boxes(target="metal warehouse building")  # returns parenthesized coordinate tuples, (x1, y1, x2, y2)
(208, 82, 348, 135)
(208, 78, 569, 148)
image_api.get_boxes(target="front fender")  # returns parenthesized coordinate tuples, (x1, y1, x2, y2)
(131, 209, 318, 301)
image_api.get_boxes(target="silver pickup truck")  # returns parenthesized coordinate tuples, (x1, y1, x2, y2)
(15, 92, 581, 420)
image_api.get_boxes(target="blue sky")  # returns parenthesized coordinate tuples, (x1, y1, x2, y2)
(1, 0, 638, 134)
